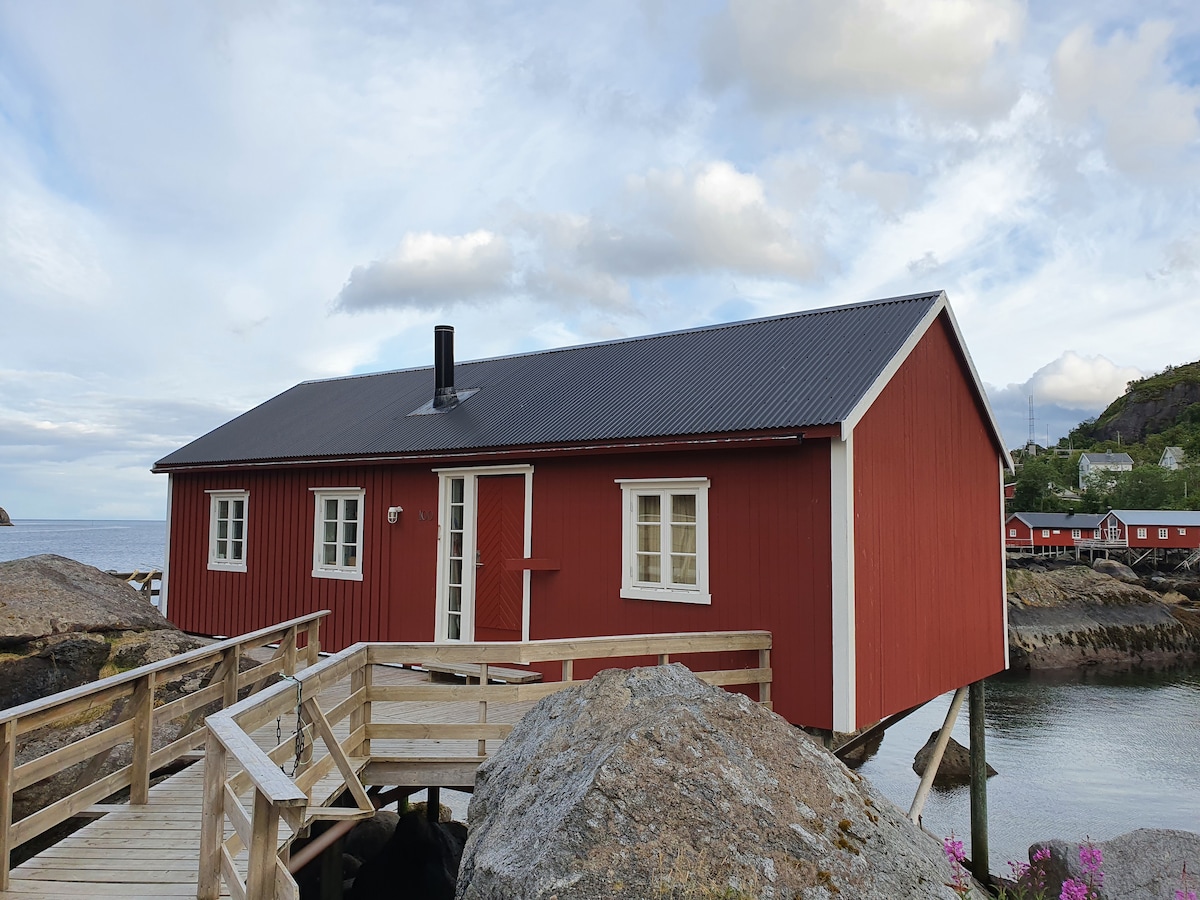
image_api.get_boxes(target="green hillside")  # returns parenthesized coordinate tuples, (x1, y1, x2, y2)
(1010, 360, 1200, 513)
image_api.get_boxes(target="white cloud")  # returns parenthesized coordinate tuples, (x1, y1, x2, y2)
(334, 231, 515, 312)
(1052, 22, 1200, 176)
(704, 0, 1024, 113)
(548, 161, 820, 281)
(1026, 352, 1144, 409)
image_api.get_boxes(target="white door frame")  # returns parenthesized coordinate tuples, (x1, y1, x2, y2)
(433, 464, 533, 642)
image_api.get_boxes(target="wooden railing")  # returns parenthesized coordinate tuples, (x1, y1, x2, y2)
(200, 630, 772, 900)
(0, 610, 327, 891)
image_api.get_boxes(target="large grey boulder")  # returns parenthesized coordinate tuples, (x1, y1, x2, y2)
(1030, 829, 1200, 900)
(913, 732, 996, 782)
(457, 664, 971, 900)
(0, 554, 166, 647)
(1092, 558, 1138, 583)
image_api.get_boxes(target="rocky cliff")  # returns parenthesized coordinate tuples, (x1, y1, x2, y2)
(1006, 564, 1200, 668)
(1090, 360, 1200, 443)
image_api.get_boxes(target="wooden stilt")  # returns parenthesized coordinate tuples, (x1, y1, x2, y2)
(908, 686, 967, 823)
(969, 680, 989, 884)
(426, 787, 441, 822)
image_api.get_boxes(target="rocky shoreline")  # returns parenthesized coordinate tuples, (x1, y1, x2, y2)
(1006, 557, 1200, 669)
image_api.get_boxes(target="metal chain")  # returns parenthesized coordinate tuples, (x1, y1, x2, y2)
(278, 676, 306, 777)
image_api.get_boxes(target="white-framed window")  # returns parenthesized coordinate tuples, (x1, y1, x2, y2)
(617, 478, 710, 604)
(1009, 528, 1017, 538)
(1180, 528, 1188, 536)
(207, 490, 248, 572)
(1137, 527, 1147, 539)
(1159, 528, 1169, 540)
(311, 488, 364, 581)
(1041, 529, 1050, 538)
(1072, 529, 1081, 539)
(1093, 529, 1100, 539)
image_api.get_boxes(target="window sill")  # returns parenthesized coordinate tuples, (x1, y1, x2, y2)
(311, 568, 363, 582)
(208, 561, 247, 573)
(621, 586, 711, 605)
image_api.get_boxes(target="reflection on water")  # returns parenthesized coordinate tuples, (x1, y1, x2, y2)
(854, 664, 1200, 872)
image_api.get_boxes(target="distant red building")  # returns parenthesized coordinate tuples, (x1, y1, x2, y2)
(1005, 512, 1106, 551)
(155, 292, 1012, 731)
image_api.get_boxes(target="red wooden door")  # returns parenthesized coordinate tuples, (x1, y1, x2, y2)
(474, 475, 524, 641)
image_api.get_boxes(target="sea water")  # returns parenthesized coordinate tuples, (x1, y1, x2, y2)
(856, 664, 1200, 871)
(0, 518, 166, 572)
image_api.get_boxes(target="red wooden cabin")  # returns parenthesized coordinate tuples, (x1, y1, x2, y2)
(1101, 510, 1200, 550)
(1005, 512, 1106, 551)
(154, 292, 1012, 731)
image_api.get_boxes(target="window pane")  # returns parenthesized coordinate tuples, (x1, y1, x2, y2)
(637, 494, 660, 523)
(324, 522, 338, 543)
(232, 500, 244, 519)
(671, 524, 696, 553)
(217, 521, 229, 540)
(450, 531, 463, 557)
(343, 522, 358, 546)
(216, 540, 227, 560)
(448, 614, 461, 640)
(323, 544, 337, 565)
(637, 554, 661, 583)
(450, 558, 463, 585)
(671, 494, 696, 523)
(672, 555, 697, 584)
(637, 523, 660, 552)
(344, 499, 358, 522)
(217, 499, 229, 519)
(231, 540, 243, 561)
(451, 478, 464, 503)
(450, 505, 464, 530)
(324, 499, 338, 521)
(232, 520, 243, 540)
(342, 546, 357, 567)
(448, 586, 461, 612)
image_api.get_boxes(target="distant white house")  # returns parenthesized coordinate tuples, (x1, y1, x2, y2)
(1079, 451, 1134, 489)
(1160, 446, 1187, 470)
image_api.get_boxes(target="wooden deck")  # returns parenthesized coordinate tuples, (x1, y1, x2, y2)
(2, 624, 772, 900)
(1, 664, 534, 899)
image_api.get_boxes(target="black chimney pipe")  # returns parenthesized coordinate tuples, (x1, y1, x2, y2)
(433, 325, 458, 409)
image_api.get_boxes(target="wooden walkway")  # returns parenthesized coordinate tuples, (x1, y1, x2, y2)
(0, 665, 535, 899)
(1, 627, 772, 900)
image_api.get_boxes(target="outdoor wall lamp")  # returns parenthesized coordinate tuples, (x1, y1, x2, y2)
(387, 506, 404, 524)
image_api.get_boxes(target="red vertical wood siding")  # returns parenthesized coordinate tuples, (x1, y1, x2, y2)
(167, 464, 442, 651)
(852, 313, 1006, 727)
(526, 443, 834, 728)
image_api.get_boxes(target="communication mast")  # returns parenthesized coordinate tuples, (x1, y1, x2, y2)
(1026, 395, 1037, 456)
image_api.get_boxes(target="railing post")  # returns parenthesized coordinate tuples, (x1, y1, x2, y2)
(222, 644, 240, 708)
(349, 662, 372, 758)
(305, 617, 322, 667)
(247, 789, 282, 900)
(282, 627, 298, 676)
(130, 671, 156, 805)
(758, 647, 771, 706)
(198, 729, 226, 900)
(1, 718, 15, 892)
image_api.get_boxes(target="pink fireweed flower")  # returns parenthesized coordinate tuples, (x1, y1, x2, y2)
(1060, 878, 1091, 900)
(944, 836, 966, 864)
(1033, 847, 1052, 864)
(1179, 861, 1197, 900)
(1079, 843, 1104, 886)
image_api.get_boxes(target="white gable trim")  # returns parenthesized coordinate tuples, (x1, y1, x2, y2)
(831, 435, 856, 732)
(999, 458, 1010, 670)
(840, 292, 1014, 473)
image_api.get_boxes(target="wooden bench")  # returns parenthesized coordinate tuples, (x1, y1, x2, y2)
(419, 662, 543, 684)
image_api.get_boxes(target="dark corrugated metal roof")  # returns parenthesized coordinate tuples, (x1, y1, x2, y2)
(155, 292, 943, 469)
(1010, 512, 1106, 529)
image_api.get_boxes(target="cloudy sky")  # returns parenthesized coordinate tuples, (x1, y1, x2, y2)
(2, 1, 1198, 519)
